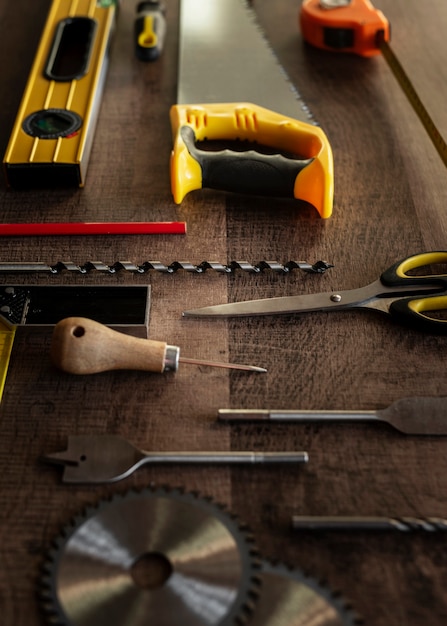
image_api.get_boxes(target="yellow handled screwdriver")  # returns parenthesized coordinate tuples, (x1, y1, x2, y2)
(50, 317, 266, 375)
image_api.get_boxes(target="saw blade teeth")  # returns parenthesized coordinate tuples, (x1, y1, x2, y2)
(39, 485, 261, 626)
(45, 546, 61, 566)
(235, 600, 256, 625)
(241, 575, 263, 623)
(38, 575, 53, 596)
(240, 0, 317, 126)
(248, 559, 361, 626)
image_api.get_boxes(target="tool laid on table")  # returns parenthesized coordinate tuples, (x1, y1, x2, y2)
(183, 251, 447, 334)
(170, 0, 334, 218)
(218, 396, 447, 436)
(39, 487, 260, 626)
(134, 0, 166, 61)
(249, 560, 358, 626)
(0, 221, 186, 236)
(0, 321, 16, 402)
(50, 316, 267, 374)
(42, 434, 308, 483)
(0, 285, 150, 329)
(4, 0, 118, 188)
(300, 0, 447, 168)
(39, 485, 360, 626)
(292, 516, 447, 532)
(0, 258, 333, 275)
(0, 285, 150, 402)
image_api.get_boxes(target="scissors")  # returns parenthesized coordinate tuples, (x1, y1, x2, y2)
(183, 252, 447, 334)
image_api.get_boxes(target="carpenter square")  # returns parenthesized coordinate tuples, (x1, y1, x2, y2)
(0, 284, 150, 401)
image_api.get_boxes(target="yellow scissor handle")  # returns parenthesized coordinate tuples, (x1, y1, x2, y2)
(387, 251, 447, 281)
(381, 252, 447, 333)
(170, 103, 334, 218)
(389, 294, 447, 334)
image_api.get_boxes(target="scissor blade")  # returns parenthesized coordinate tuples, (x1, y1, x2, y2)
(183, 282, 383, 317)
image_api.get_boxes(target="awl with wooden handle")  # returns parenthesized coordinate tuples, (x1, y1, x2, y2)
(50, 317, 266, 374)
(218, 397, 447, 435)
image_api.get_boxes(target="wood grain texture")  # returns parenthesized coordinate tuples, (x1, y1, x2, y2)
(0, 1, 446, 625)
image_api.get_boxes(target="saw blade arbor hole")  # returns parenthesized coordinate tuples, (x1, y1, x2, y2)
(130, 551, 173, 589)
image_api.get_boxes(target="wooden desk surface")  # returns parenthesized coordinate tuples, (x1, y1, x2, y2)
(0, 0, 446, 624)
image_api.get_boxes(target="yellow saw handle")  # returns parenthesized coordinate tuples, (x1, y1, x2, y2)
(170, 103, 334, 218)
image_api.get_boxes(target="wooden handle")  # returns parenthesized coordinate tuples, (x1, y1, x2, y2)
(50, 317, 168, 374)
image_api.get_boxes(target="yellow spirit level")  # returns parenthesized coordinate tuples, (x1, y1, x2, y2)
(0, 321, 16, 403)
(3, 0, 118, 188)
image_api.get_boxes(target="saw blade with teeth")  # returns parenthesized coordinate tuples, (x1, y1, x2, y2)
(39, 487, 261, 626)
(247, 560, 361, 626)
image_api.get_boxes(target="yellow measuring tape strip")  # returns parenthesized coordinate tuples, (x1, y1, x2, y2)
(379, 37, 447, 169)
(0, 321, 16, 401)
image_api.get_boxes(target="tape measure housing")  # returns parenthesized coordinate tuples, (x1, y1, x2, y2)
(3, 0, 118, 188)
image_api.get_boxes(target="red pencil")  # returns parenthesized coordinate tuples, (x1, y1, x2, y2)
(0, 222, 187, 236)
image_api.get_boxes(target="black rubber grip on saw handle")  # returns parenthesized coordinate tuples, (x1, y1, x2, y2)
(181, 125, 314, 198)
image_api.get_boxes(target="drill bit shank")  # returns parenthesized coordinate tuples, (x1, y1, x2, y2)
(292, 516, 447, 532)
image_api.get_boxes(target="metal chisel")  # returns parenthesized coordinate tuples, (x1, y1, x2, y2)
(170, 0, 334, 218)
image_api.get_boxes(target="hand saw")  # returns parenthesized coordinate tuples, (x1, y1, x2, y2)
(0, 285, 150, 402)
(300, 0, 447, 169)
(170, 0, 334, 218)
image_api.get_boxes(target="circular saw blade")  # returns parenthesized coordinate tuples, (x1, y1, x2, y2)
(247, 560, 360, 626)
(40, 487, 260, 626)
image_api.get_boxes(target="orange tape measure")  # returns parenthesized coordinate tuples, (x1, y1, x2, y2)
(300, 0, 447, 168)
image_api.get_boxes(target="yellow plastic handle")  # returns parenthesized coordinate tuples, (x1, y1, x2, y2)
(138, 15, 157, 49)
(393, 251, 447, 279)
(381, 252, 447, 333)
(170, 103, 334, 218)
